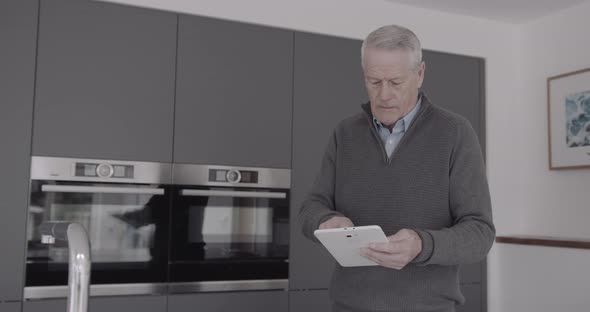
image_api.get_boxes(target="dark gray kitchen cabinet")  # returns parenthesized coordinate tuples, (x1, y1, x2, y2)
(422, 50, 487, 312)
(458, 261, 487, 312)
(32, 0, 176, 162)
(421, 50, 486, 156)
(290, 32, 367, 290)
(23, 295, 166, 312)
(459, 261, 483, 284)
(289, 289, 331, 312)
(0, 302, 21, 312)
(457, 284, 483, 312)
(0, 0, 38, 302)
(1, 302, 21, 312)
(174, 15, 293, 168)
(168, 291, 288, 312)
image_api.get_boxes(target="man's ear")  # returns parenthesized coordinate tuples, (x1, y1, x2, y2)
(417, 61, 426, 88)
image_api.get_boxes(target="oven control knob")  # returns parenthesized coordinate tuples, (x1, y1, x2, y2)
(226, 169, 242, 184)
(96, 163, 114, 178)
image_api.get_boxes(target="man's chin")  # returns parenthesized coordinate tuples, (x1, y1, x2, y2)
(377, 116, 401, 126)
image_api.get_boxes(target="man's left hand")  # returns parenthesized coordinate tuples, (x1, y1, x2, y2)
(360, 229, 422, 270)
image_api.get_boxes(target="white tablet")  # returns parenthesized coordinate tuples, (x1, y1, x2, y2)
(314, 225, 389, 267)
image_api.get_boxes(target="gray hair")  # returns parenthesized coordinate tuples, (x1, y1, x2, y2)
(361, 25, 422, 70)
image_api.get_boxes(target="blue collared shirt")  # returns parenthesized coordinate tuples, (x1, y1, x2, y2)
(372, 96, 422, 158)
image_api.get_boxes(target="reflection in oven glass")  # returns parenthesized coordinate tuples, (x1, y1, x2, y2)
(46, 203, 155, 262)
(184, 195, 289, 260)
(198, 205, 273, 258)
(27, 183, 162, 264)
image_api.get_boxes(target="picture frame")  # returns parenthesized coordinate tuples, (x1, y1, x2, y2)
(547, 67, 590, 170)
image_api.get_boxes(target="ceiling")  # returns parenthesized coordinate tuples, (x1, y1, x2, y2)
(383, 0, 590, 23)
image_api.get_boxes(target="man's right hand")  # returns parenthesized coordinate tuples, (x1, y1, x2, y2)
(319, 216, 354, 229)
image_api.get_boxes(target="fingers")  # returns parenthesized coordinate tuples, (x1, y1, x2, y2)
(365, 242, 397, 253)
(388, 228, 416, 242)
(359, 248, 388, 267)
(334, 217, 354, 228)
(318, 216, 354, 229)
(359, 247, 407, 270)
(360, 229, 423, 270)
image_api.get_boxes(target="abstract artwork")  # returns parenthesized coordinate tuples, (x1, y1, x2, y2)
(548, 68, 590, 169)
(565, 90, 590, 148)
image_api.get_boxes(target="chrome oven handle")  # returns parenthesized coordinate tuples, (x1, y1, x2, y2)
(41, 184, 165, 195)
(180, 189, 286, 199)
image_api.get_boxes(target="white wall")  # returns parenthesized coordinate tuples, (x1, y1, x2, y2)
(519, 1, 590, 238)
(492, 3, 590, 312)
(495, 243, 590, 311)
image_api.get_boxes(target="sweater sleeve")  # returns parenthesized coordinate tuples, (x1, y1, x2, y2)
(298, 131, 344, 242)
(412, 118, 495, 265)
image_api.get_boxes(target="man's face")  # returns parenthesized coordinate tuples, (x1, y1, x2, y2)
(363, 47, 425, 128)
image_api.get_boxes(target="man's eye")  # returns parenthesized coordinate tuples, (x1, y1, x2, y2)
(371, 81, 380, 85)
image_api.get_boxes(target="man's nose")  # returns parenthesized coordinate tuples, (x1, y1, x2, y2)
(378, 83, 394, 101)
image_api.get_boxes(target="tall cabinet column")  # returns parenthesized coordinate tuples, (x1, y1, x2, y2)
(0, 0, 38, 302)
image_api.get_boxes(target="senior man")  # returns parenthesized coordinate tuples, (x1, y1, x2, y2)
(299, 24, 495, 312)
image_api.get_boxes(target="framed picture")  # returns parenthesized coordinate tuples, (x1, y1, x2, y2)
(547, 67, 590, 169)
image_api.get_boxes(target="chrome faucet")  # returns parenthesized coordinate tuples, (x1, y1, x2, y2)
(39, 222, 91, 312)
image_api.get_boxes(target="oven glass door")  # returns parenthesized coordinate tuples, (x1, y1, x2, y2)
(170, 186, 289, 282)
(26, 180, 170, 286)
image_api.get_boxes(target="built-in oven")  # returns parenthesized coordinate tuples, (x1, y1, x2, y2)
(169, 164, 290, 293)
(25, 156, 171, 299)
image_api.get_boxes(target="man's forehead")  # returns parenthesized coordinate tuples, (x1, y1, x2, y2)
(363, 63, 412, 78)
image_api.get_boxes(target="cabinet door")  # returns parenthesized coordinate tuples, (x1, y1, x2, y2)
(0, 0, 38, 301)
(457, 283, 483, 312)
(23, 295, 167, 312)
(0, 302, 21, 312)
(422, 50, 487, 301)
(289, 289, 331, 312)
(168, 291, 288, 312)
(421, 51, 486, 156)
(174, 15, 293, 168)
(290, 32, 367, 290)
(459, 260, 484, 284)
(33, 0, 176, 162)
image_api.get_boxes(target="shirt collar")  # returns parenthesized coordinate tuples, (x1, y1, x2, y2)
(372, 95, 422, 133)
